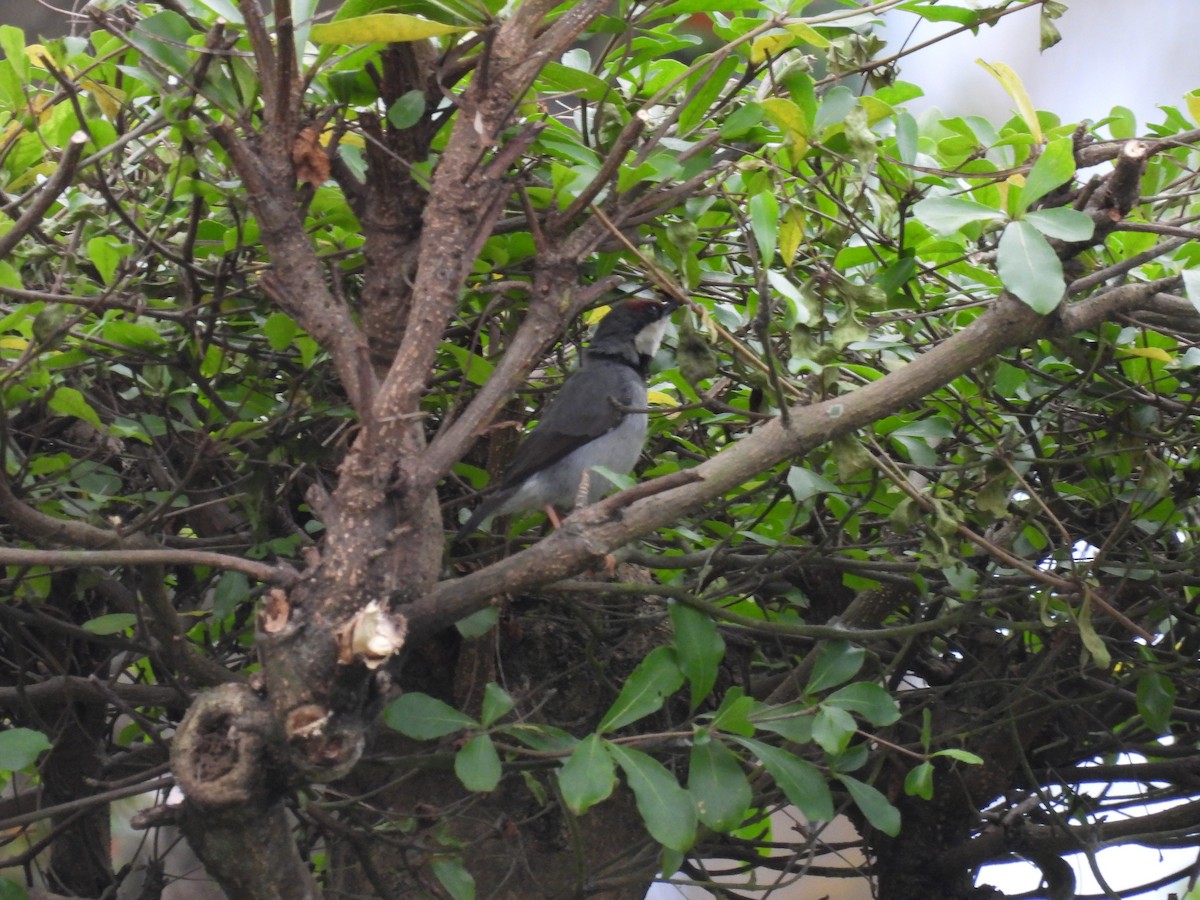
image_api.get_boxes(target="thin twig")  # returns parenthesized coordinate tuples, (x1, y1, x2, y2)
(0, 131, 87, 261)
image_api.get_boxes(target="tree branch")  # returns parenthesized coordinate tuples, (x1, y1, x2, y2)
(420, 293, 1051, 633)
(0, 132, 87, 261)
(0, 548, 296, 586)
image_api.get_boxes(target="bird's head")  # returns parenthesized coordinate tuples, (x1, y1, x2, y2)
(590, 297, 680, 363)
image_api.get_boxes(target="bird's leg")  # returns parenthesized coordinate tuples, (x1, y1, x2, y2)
(574, 470, 592, 509)
(543, 505, 564, 528)
(573, 469, 617, 572)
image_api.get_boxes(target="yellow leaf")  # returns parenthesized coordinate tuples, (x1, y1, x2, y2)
(0, 336, 29, 350)
(761, 97, 808, 142)
(785, 22, 829, 49)
(1187, 91, 1200, 127)
(859, 95, 893, 126)
(646, 390, 678, 407)
(81, 79, 126, 120)
(750, 33, 794, 64)
(779, 206, 805, 268)
(695, 306, 720, 343)
(24, 44, 53, 68)
(310, 13, 469, 45)
(1118, 346, 1173, 363)
(977, 59, 1042, 142)
(584, 305, 611, 326)
(327, 130, 364, 148)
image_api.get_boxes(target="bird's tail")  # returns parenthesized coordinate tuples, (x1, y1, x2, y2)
(451, 493, 504, 547)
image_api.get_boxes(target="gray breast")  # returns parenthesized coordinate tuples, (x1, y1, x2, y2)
(498, 394, 648, 515)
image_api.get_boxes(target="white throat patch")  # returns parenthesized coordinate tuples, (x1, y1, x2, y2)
(634, 316, 671, 358)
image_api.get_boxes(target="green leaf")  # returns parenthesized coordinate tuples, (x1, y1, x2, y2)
(480, 682, 514, 728)
(87, 235, 126, 285)
(455, 734, 502, 792)
(388, 89, 426, 129)
(82, 613, 137, 635)
(501, 723, 577, 754)
(997, 220, 1064, 314)
(679, 56, 737, 135)
(785, 21, 830, 48)
(904, 761, 934, 799)
(1076, 595, 1111, 669)
(597, 646, 684, 733)
(670, 601, 725, 708)
(811, 706, 856, 754)
(430, 857, 475, 900)
(262, 312, 299, 351)
(839, 775, 901, 836)
(899, 2, 979, 25)
(733, 737, 833, 822)
(383, 693, 477, 739)
(1022, 207, 1094, 242)
(332, 0, 488, 26)
(823, 682, 901, 726)
(1136, 671, 1175, 735)
(721, 102, 763, 139)
(931, 748, 983, 764)
(750, 703, 812, 743)
(103, 318, 165, 349)
(129, 11, 197, 76)
(1020, 137, 1075, 212)
(689, 737, 751, 831)
(455, 605, 498, 638)
(445, 343, 495, 388)
(48, 386, 103, 430)
(311, 13, 470, 45)
(1182, 269, 1200, 315)
(806, 640, 865, 694)
(608, 743, 697, 851)
(911, 196, 1004, 234)
(0, 877, 29, 900)
(212, 570, 249, 621)
(0, 728, 51, 771)
(711, 688, 757, 737)
(787, 466, 838, 502)
(0, 261, 23, 291)
(558, 733, 616, 815)
(192, 0, 244, 23)
(748, 190, 780, 262)
(537, 62, 612, 102)
(0, 27, 26, 80)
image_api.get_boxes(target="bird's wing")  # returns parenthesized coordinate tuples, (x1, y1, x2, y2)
(499, 364, 636, 489)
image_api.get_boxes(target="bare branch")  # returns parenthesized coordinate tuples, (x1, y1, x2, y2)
(0, 548, 296, 586)
(0, 468, 130, 550)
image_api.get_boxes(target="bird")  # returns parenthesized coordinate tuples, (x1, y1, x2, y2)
(454, 297, 679, 543)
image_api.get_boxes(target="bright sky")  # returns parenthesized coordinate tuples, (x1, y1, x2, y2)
(884, 0, 1200, 128)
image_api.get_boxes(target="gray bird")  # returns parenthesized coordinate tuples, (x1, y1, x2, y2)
(454, 298, 678, 543)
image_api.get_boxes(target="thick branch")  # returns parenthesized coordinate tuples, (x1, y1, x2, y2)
(0, 676, 185, 713)
(417, 293, 1050, 632)
(211, 125, 373, 411)
(940, 797, 1200, 874)
(0, 470, 133, 549)
(370, 0, 609, 431)
(0, 548, 296, 586)
(173, 683, 320, 900)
